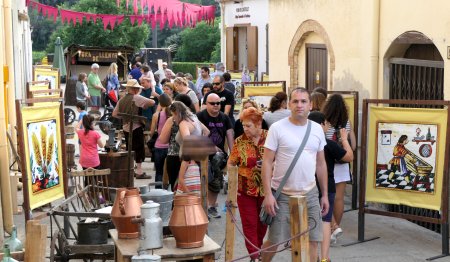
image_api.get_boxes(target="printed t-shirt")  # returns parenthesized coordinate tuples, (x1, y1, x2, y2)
(196, 110, 232, 152)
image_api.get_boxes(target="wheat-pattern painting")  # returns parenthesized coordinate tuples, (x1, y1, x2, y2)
(27, 119, 60, 193)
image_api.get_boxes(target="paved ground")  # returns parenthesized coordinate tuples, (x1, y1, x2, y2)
(9, 99, 449, 261)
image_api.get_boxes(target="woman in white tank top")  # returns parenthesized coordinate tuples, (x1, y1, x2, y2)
(170, 102, 209, 194)
(322, 94, 357, 243)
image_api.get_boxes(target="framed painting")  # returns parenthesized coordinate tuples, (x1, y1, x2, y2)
(21, 104, 65, 209)
(33, 67, 60, 89)
(375, 122, 437, 193)
(240, 81, 286, 112)
(366, 105, 448, 211)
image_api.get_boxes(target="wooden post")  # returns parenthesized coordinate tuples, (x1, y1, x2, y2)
(117, 112, 147, 187)
(200, 158, 209, 215)
(225, 166, 237, 261)
(25, 220, 47, 262)
(289, 195, 309, 262)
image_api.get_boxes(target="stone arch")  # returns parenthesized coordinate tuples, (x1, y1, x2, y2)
(288, 19, 335, 91)
(382, 30, 443, 99)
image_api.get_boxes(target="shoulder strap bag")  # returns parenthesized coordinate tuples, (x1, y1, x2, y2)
(259, 120, 312, 225)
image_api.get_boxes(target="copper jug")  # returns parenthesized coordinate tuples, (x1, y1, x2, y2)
(111, 188, 143, 239)
(168, 193, 208, 248)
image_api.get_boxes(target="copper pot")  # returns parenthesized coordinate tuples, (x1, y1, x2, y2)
(168, 193, 208, 248)
(111, 187, 143, 239)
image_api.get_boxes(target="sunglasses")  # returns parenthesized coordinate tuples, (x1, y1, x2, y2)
(208, 102, 221, 106)
(212, 82, 221, 86)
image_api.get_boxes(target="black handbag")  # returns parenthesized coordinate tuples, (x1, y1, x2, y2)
(259, 121, 312, 226)
(146, 112, 160, 152)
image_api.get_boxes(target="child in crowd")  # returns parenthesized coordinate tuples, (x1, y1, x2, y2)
(76, 114, 104, 171)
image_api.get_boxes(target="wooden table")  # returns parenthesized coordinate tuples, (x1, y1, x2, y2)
(109, 229, 221, 262)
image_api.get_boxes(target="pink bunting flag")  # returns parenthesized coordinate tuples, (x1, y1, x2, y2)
(133, 0, 139, 15)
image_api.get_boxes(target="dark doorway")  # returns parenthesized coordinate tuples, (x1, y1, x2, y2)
(306, 44, 327, 91)
(389, 44, 444, 102)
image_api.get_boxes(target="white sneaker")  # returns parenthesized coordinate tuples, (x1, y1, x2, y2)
(331, 227, 343, 243)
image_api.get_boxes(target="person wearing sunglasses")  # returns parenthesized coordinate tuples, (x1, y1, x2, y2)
(197, 93, 234, 219)
(202, 75, 236, 127)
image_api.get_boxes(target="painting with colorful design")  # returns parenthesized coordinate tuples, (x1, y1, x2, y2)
(375, 122, 437, 193)
(27, 120, 60, 193)
(20, 103, 65, 210)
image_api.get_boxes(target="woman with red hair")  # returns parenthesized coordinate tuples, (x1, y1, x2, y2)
(228, 107, 267, 262)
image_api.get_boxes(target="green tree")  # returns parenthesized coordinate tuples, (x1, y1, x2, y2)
(46, 0, 150, 52)
(174, 18, 219, 62)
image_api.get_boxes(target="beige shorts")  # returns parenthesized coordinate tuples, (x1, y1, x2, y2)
(268, 186, 323, 243)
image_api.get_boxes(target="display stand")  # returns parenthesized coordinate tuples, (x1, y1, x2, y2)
(344, 99, 450, 261)
(328, 90, 359, 210)
(15, 97, 68, 221)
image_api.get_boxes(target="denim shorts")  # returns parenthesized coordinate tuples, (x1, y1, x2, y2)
(89, 96, 101, 107)
(268, 186, 323, 243)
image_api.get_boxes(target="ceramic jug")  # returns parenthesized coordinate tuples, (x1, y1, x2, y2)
(111, 187, 143, 239)
(168, 193, 208, 248)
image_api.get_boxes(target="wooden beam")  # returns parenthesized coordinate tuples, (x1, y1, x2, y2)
(225, 166, 237, 261)
(25, 220, 47, 262)
(200, 158, 209, 215)
(289, 195, 309, 262)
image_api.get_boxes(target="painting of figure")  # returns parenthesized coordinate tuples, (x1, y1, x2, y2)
(375, 122, 437, 193)
(27, 120, 61, 193)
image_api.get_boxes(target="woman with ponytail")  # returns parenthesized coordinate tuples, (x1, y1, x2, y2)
(263, 91, 291, 127)
(76, 114, 104, 170)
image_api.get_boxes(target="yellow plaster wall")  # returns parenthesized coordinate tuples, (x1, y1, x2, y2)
(378, 0, 450, 99)
(269, 0, 450, 99)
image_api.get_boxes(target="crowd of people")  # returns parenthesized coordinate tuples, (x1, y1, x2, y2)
(74, 59, 355, 262)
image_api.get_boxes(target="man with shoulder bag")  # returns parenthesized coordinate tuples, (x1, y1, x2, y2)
(260, 88, 329, 262)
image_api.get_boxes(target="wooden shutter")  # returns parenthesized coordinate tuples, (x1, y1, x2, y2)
(247, 26, 258, 71)
(226, 27, 235, 70)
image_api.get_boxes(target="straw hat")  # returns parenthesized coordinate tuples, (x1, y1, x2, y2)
(122, 79, 143, 89)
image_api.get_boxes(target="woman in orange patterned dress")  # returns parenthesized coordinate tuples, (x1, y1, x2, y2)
(228, 107, 267, 262)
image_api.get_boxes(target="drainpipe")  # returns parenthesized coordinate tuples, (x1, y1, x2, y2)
(2, 0, 14, 234)
(371, 0, 381, 98)
(220, 1, 226, 64)
(0, 0, 7, 240)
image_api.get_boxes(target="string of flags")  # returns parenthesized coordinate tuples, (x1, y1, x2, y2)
(28, 0, 216, 31)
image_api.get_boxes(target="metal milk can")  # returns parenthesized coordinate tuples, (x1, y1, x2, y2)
(140, 201, 163, 250)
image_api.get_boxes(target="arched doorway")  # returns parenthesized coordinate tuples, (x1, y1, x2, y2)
(385, 31, 444, 101)
(288, 20, 335, 91)
(383, 31, 444, 233)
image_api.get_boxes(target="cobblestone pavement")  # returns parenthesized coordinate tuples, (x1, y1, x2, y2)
(10, 104, 445, 261)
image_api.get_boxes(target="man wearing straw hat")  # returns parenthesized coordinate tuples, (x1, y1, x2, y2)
(113, 79, 155, 179)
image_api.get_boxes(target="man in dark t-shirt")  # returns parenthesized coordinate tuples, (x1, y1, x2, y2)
(197, 93, 234, 219)
(202, 75, 235, 126)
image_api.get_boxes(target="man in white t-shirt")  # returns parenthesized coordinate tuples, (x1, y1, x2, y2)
(261, 87, 329, 262)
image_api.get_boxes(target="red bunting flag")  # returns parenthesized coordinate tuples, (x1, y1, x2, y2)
(27, 0, 215, 31)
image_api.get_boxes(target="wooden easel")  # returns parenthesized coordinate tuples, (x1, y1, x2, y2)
(15, 97, 68, 221)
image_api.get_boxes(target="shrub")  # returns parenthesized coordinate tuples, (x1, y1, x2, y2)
(32, 51, 47, 64)
(172, 62, 214, 78)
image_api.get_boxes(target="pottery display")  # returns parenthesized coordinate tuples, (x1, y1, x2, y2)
(111, 187, 143, 239)
(168, 193, 208, 248)
(140, 189, 174, 225)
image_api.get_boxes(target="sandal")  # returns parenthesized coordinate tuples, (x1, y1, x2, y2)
(135, 172, 152, 179)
